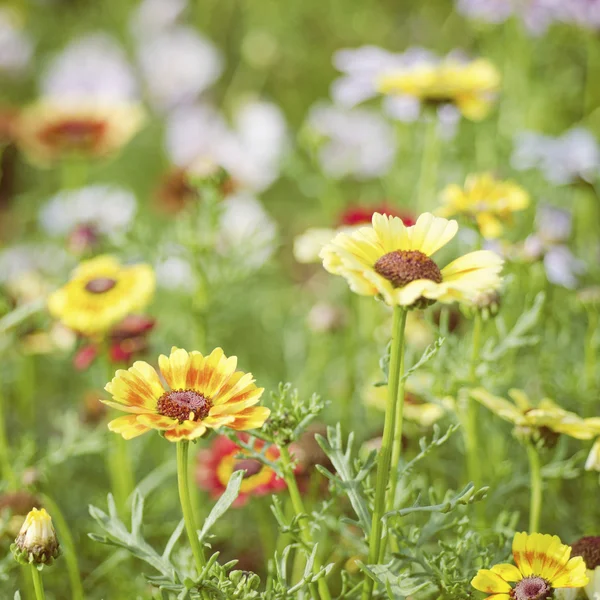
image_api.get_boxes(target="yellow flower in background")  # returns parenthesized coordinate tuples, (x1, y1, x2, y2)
(438, 173, 530, 239)
(471, 388, 600, 445)
(471, 531, 588, 599)
(320, 212, 503, 308)
(377, 58, 500, 121)
(48, 255, 155, 337)
(15, 99, 145, 165)
(294, 227, 339, 264)
(103, 346, 270, 442)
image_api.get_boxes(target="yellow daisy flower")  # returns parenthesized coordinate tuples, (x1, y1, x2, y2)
(438, 173, 530, 239)
(47, 255, 155, 337)
(15, 99, 145, 166)
(377, 58, 500, 121)
(320, 212, 503, 308)
(471, 388, 600, 446)
(103, 346, 270, 442)
(472, 532, 588, 599)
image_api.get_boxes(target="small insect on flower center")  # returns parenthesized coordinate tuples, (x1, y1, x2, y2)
(511, 576, 553, 600)
(156, 390, 212, 423)
(571, 535, 600, 570)
(374, 250, 443, 288)
(233, 458, 263, 479)
(84, 277, 117, 294)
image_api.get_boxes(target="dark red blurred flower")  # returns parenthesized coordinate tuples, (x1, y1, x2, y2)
(196, 435, 286, 507)
(338, 204, 416, 227)
(73, 314, 155, 370)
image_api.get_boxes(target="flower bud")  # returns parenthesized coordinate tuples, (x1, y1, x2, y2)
(11, 508, 60, 566)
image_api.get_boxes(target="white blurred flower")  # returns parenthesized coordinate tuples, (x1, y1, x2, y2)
(331, 45, 436, 122)
(137, 26, 222, 111)
(294, 227, 337, 264)
(217, 192, 277, 269)
(523, 204, 584, 289)
(129, 0, 188, 39)
(39, 185, 137, 239)
(586, 438, 600, 472)
(155, 255, 197, 292)
(455, 0, 513, 24)
(306, 103, 396, 179)
(41, 33, 138, 102)
(166, 101, 287, 192)
(307, 302, 345, 333)
(512, 127, 600, 185)
(0, 243, 71, 286)
(0, 8, 33, 76)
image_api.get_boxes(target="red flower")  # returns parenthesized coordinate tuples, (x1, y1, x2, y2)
(196, 435, 286, 507)
(73, 314, 155, 371)
(338, 204, 416, 227)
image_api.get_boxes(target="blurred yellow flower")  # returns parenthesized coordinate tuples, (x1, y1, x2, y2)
(47, 255, 155, 337)
(377, 59, 500, 121)
(320, 212, 503, 308)
(104, 346, 270, 442)
(471, 531, 588, 599)
(471, 388, 600, 444)
(438, 173, 529, 239)
(15, 99, 145, 165)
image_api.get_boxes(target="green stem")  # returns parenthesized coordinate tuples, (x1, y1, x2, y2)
(279, 445, 331, 600)
(177, 441, 207, 571)
(526, 442, 542, 533)
(585, 310, 598, 391)
(30, 565, 46, 600)
(343, 292, 360, 434)
(40, 494, 84, 600)
(465, 314, 483, 488)
(362, 306, 407, 600)
(0, 383, 17, 489)
(416, 116, 441, 212)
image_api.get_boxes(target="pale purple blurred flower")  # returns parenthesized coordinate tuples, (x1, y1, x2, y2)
(523, 204, 584, 288)
(331, 45, 435, 122)
(456, 0, 513, 24)
(0, 8, 33, 76)
(512, 127, 600, 185)
(0, 244, 71, 284)
(129, 0, 188, 39)
(559, 0, 600, 30)
(306, 103, 397, 179)
(137, 26, 222, 111)
(165, 101, 287, 192)
(39, 185, 137, 240)
(41, 33, 138, 102)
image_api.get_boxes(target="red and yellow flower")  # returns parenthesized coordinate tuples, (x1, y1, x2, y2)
(196, 435, 285, 506)
(103, 347, 270, 442)
(15, 99, 144, 165)
(472, 532, 588, 599)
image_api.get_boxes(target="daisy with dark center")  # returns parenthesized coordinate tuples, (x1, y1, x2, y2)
(471, 532, 588, 599)
(103, 346, 269, 442)
(103, 346, 269, 589)
(320, 212, 503, 308)
(47, 255, 155, 338)
(15, 100, 144, 165)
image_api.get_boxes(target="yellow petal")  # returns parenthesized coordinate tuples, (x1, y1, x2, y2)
(471, 568, 513, 593)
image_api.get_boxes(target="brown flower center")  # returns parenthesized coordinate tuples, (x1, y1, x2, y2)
(374, 250, 442, 288)
(85, 277, 117, 294)
(511, 577, 552, 600)
(156, 389, 212, 422)
(39, 119, 106, 152)
(233, 458, 263, 479)
(571, 536, 600, 569)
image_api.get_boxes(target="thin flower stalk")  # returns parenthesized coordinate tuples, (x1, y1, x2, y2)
(526, 441, 542, 533)
(465, 313, 483, 488)
(279, 444, 332, 600)
(363, 306, 407, 599)
(30, 565, 46, 600)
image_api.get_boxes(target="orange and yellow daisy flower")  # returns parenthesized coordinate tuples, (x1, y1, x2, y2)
(15, 99, 145, 165)
(196, 435, 285, 506)
(438, 173, 530, 239)
(103, 347, 270, 442)
(377, 58, 500, 121)
(320, 212, 503, 308)
(47, 255, 155, 337)
(471, 531, 588, 599)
